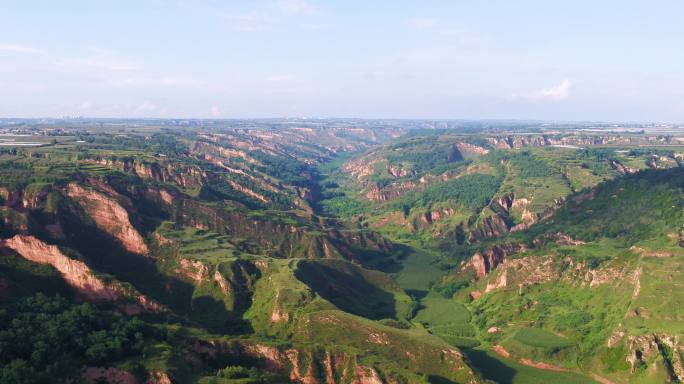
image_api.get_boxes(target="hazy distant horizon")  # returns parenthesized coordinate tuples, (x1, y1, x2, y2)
(2, 1, 683, 121)
(3, 116, 684, 128)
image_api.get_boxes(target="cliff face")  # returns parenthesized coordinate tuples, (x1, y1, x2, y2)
(461, 243, 528, 279)
(609, 159, 637, 175)
(621, 333, 684, 381)
(462, 230, 590, 281)
(483, 134, 679, 149)
(174, 197, 392, 261)
(386, 165, 414, 178)
(86, 156, 207, 190)
(81, 367, 172, 384)
(470, 193, 539, 241)
(193, 340, 428, 384)
(341, 157, 379, 182)
(1, 235, 164, 314)
(456, 142, 490, 156)
(364, 181, 416, 202)
(471, 214, 510, 240)
(66, 183, 149, 255)
(82, 367, 137, 384)
(3, 235, 114, 301)
(412, 207, 456, 231)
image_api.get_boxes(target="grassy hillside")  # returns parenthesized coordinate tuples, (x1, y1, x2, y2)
(2, 124, 684, 383)
(0, 127, 485, 383)
(461, 168, 684, 382)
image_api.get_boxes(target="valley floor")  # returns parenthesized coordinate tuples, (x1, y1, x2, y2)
(391, 242, 599, 384)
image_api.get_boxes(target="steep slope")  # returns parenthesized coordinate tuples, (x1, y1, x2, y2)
(454, 168, 684, 383)
(0, 127, 482, 384)
(328, 132, 683, 255)
(1, 235, 165, 315)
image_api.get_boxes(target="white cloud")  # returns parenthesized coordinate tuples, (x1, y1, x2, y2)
(220, 10, 273, 32)
(106, 76, 197, 87)
(18, 83, 47, 93)
(265, 74, 292, 83)
(56, 57, 138, 72)
(219, 0, 320, 32)
(134, 100, 168, 116)
(210, 105, 222, 117)
(0, 43, 40, 54)
(78, 101, 93, 111)
(275, 0, 320, 16)
(403, 17, 438, 30)
(520, 79, 573, 101)
(45, 100, 174, 118)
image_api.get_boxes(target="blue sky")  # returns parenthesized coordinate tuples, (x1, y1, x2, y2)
(1, 0, 683, 121)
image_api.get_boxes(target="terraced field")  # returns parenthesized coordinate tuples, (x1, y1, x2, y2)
(160, 225, 241, 262)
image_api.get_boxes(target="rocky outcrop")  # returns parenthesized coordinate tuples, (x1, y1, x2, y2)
(364, 181, 415, 202)
(532, 232, 585, 247)
(484, 134, 684, 150)
(456, 142, 489, 156)
(192, 340, 397, 384)
(66, 183, 149, 255)
(192, 141, 261, 165)
(82, 367, 137, 384)
(270, 290, 291, 323)
(484, 256, 555, 293)
(609, 160, 637, 175)
(81, 368, 173, 384)
(461, 244, 528, 279)
(175, 259, 210, 284)
(468, 193, 540, 239)
(471, 214, 510, 240)
(625, 333, 684, 381)
(342, 158, 379, 182)
(145, 371, 173, 384)
(227, 179, 269, 203)
(86, 156, 207, 190)
(1, 235, 164, 315)
(386, 165, 413, 178)
(414, 207, 455, 228)
(352, 365, 384, 384)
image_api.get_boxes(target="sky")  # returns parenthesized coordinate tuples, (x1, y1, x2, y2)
(1, 0, 683, 121)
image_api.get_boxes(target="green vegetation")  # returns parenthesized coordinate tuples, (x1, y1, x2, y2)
(1, 124, 683, 383)
(413, 295, 478, 347)
(512, 328, 575, 349)
(464, 348, 597, 384)
(486, 150, 557, 178)
(0, 294, 164, 384)
(384, 138, 464, 175)
(392, 174, 502, 211)
(250, 150, 309, 186)
(523, 167, 684, 244)
(295, 259, 414, 321)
